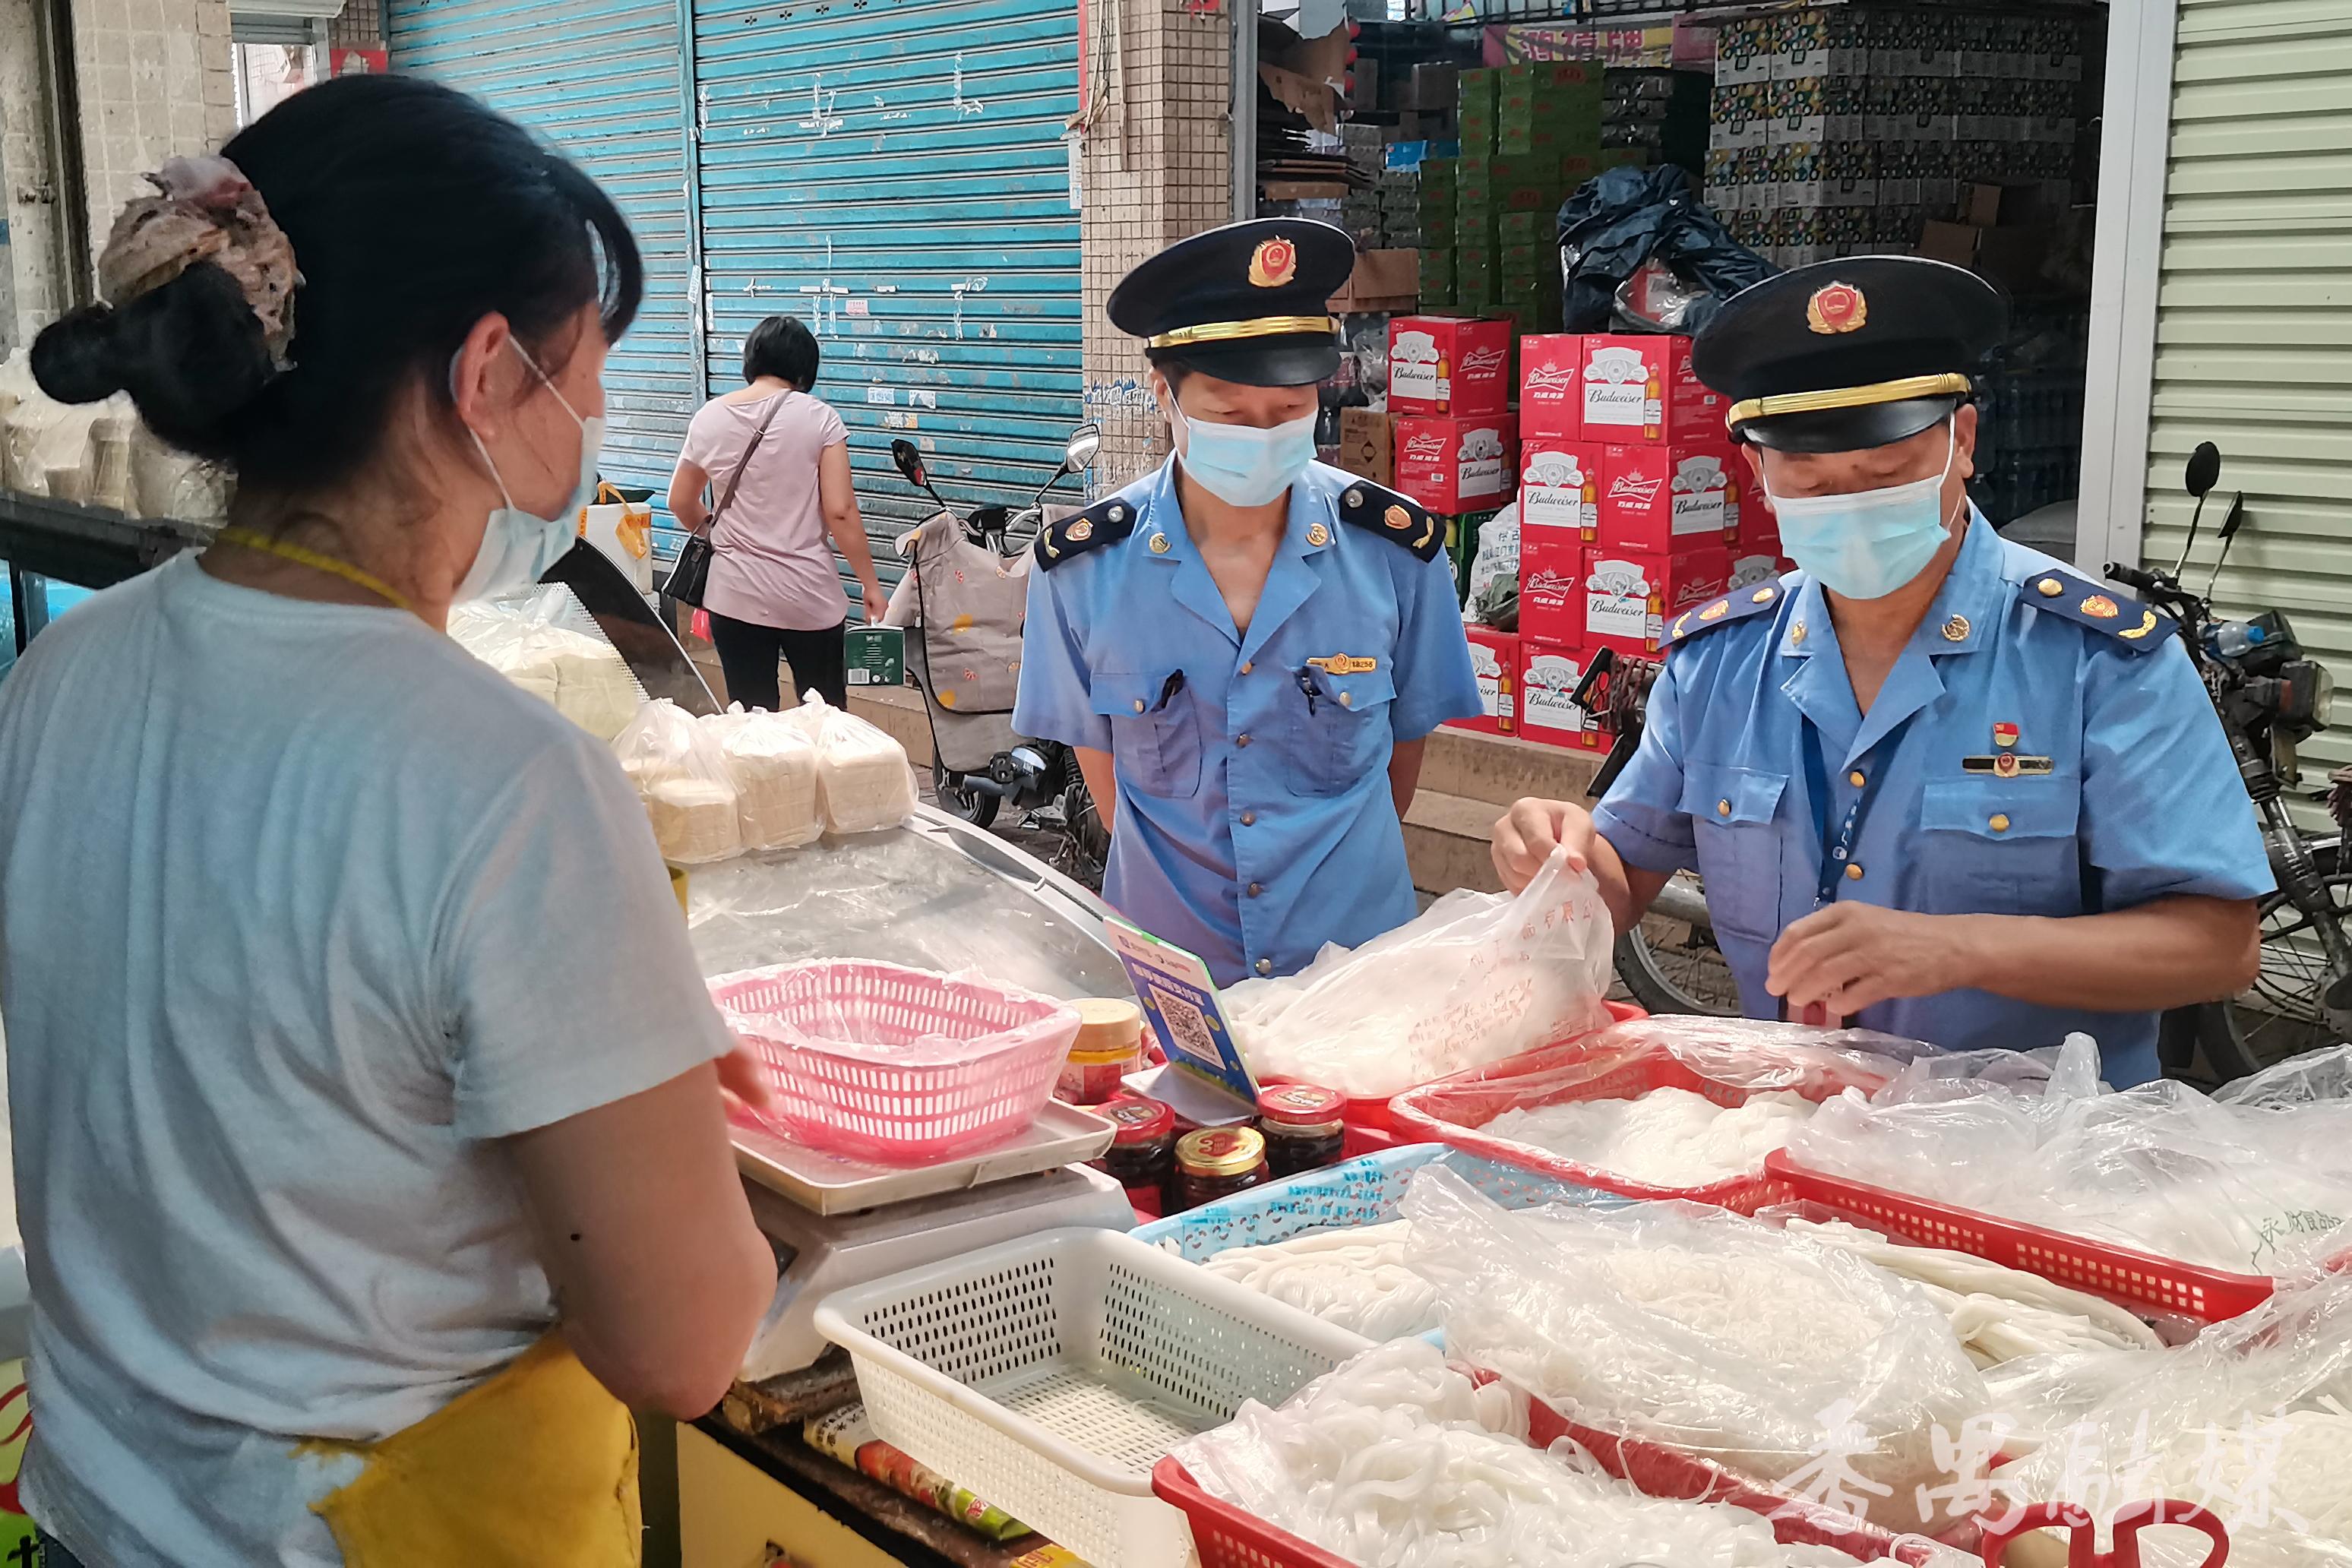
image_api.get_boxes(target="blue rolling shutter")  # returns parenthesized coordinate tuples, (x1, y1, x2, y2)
(387, 0, 697, 502)
(692, 0, 1082, 563)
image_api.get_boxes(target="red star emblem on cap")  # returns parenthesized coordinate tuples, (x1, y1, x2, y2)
(1806, 282, 1867, 335)
(1248, 237, 1297, 289)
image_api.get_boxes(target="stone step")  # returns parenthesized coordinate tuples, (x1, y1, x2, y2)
(1419, 723, 1603, 810)
(1402, 788, 1506, 896)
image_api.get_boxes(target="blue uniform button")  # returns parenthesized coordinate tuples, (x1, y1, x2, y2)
(1247, 882, 1263, 897)
(1236, 733, 1252, 748)
(1254, 957, 1273, 976)
(1240, 811, 1257, 827)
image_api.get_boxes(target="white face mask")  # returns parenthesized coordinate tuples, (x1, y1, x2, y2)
(1761, 424, 1960, 600)
(1163, 390, 1318, 508)
(453, 340, 602, 602)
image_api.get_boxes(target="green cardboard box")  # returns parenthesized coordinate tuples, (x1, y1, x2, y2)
(844, 625, 906, 688)
(1498, 210, 1545, 247)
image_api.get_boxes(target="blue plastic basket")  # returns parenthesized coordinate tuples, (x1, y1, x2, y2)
(1130, 1143, 1624, 1263)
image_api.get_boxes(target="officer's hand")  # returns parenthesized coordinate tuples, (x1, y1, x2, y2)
(1766, 904, 1964, 1017)
(1491, 798, 1595, 893)
(715, 1035, 778, 1115)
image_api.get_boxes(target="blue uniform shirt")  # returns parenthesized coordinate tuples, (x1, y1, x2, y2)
(1592, 513, 2273, 1086)
(1015, 458, 1484, 985)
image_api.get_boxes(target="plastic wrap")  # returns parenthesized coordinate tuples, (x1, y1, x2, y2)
(1222, 846, 1613, 1100)
(1401, 1166, 1993, 1535)
(2213, 1042, 2352, 1109)
(128, 420, 230, 523)
(1484, 1087, 1819, 1188)
(782, 692, 918, 835)
(445, 589, 646, 740)
(2, 390, 101, 498)
(1171, 1339, 1867, 1568)
(612, 699, 741, 864)
(1991, 1270, 2352, 1567)
(1788, 1035, 2352, 1276)
(1197, 1220, 1442, 1341)
(707, 707, 821, 852)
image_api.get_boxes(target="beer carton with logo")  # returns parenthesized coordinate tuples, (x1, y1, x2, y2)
(1728, 551, 1787, 593)
(1517, 526, 1583, 646)
(1597, 443, 1742, 552)
(1452, 625, 1519, 735)
(1581, 546, 1732, 656)
(1519, 436, 1603, 543)
(1386, 315, 1515, 416)
(1518, 333, 1584, 437)
(1519, 640, 1604, 751)
(1578, 334, 1726, 445)
(1394, 413, 1519, 514)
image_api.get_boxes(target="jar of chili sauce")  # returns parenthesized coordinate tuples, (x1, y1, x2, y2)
(1256, 1084, 1346, 1178)
(1093, 1094, 1176, 1209)
(1172, 1126, 1270, 1211)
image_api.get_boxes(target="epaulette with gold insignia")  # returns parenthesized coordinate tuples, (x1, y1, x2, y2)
(2019, 567, 2173, 653)
(1032, 494, 1140, 571)
(1333, 479, 1445, 563)
(1663, 580, 1788, 647)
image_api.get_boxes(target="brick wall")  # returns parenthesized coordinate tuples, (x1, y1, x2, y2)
(1, 0, 70, 347)
(69, 0, 238, 264)
(1077, 0, 1233, 491)
(327, 0, 381, 49)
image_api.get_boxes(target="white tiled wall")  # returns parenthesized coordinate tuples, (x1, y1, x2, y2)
(69, 0, 239, 261)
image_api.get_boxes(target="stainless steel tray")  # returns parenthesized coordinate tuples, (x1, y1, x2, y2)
(731, 1099, 1119, 1216)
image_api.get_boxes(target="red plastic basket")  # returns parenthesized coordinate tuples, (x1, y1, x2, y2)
(1389, 1026, 1886, 1214)
(1762, 1148, 2279, 1325)
(707, 959, 1080, 1165)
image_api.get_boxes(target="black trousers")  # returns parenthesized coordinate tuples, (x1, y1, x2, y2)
(706, 611, 848, 713)
(34, 1534, 84, 1567)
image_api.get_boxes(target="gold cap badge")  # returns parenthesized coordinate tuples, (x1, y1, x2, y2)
(2080, 594, 2120, 619)
(1383, 504, 1413, 532)
(1806, 281, 1868, 335)
(1247, 237, 1298, 289)
(1306, 521, 1330, 547)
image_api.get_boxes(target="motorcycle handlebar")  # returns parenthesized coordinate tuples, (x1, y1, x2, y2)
(2104, 561, 2164, 596)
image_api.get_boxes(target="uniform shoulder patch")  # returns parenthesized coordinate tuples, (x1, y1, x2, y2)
(1032, 494, 1140, 571)
(1662, 580, 1788, 648)
(1332, 479, 1445, 564)
(2018, 567, 2173, 653)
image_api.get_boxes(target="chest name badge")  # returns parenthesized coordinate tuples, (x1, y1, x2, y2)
(1307, 654, 1379, 675)
(1962, 753, 2054, 779)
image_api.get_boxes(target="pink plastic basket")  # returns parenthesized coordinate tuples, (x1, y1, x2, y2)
(707, 960, 1081, 1164)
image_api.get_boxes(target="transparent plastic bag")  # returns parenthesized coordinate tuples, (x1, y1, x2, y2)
(1991, 1270, 2352, 1566)
(1789, 1035, 2352, 1276)
(707, 704, 820, 852)
(1401, 1165, 1994, 1535)
(445, 588, 644, 739)
(781, 691, 917, 835)
(612, 698, 741, 864)
(1223, 846, 1613, 1099)
(2212, 1042, 2352, 1109)
(1171, 1339, 1867, 1568)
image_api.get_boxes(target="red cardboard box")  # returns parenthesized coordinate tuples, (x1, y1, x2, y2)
(1518, 528, 1584, 647)
(1388, 315, 1515, 416)
(1519, 640, 1605, 751)
(1518, 333, 1585, 437)
(1581, 545, 1732, 656)
(1597, 443, 1743, 553)
(1394, 413, 1519, 514)
(1737, 501, 1781, 562)
(1518, 435, 1604, 542)
(1454, 625, 1519, 735)
(1578, 334, 1728, 445)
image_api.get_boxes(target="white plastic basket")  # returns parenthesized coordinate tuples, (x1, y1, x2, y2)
(813, 1227, 1371, 1568)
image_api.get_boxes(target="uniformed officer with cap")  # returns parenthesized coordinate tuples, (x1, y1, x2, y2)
(1015, 218, 1481, 986)
(1490, 255, 2271, 1085)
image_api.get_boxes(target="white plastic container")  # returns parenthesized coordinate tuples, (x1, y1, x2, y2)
(814, 1227, 1370, 1568)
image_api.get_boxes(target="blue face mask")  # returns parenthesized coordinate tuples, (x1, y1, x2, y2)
(1169, 404, 1318, 508)
(1762, 425, 1959, 600)
(453, 341, 603, 602)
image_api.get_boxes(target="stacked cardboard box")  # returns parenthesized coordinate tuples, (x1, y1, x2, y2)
(1453, 64, 1601, 333)
(1706, 7, 2085, 267)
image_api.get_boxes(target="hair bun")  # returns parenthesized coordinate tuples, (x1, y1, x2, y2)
(30, 261, 276, 457)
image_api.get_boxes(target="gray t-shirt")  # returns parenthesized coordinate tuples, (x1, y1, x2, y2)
(0, 555, 732, 1565)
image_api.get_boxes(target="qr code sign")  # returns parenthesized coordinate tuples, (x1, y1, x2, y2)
(1149, 982, 1219, 1068)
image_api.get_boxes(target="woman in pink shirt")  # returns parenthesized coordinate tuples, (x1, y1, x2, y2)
(669, 315, 884, 709)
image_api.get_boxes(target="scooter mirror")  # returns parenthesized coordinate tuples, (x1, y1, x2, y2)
(2185, 441, 2222, 499)
(890, 438, 927, 487)
(2218, 492, 2246, 542)
(1062, 422, 1102, 473)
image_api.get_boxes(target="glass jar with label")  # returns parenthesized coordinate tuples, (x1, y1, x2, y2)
(1092, 1094, 1176, 1204)
(1172, 1126, 1270, 1212)
(1057, 997, 1146, 1105)
(1256, 1084, 1346, 1178)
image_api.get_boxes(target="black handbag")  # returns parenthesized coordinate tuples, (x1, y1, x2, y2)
(666, 394, 785, 607)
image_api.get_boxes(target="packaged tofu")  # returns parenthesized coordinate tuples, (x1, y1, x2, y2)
(782, 692, 917, 835)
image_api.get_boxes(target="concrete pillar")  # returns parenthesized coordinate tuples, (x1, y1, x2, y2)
(1076, 0, 1234, 492)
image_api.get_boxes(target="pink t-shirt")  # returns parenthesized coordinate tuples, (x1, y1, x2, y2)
(678, 388, 852, 631)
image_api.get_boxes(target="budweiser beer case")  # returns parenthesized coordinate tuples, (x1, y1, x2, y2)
(1598, 443, 1743, 552)
(1387, 315, 1515, 416)
(1578, 334, 1728, 445)
(1518, 332, 1585, 436)
(1519, 436, 1603, 541)
(1519, 640, 1606, 750)
(1395, 413, 1519, 514)
(1455, 625, 1519, 735)
(1581, 545, 1733, 656)
(1518, 525, 1585, 647)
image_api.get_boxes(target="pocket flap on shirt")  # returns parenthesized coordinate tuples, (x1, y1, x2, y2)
(1309, 662, 1398, 713)
(1920, 776, 2080, 839)
(1090, 669, 1181, 718)
(1680, 760, 1788, 826)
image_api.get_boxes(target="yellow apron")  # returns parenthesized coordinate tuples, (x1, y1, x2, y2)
(306, 1332, 640, 1567)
